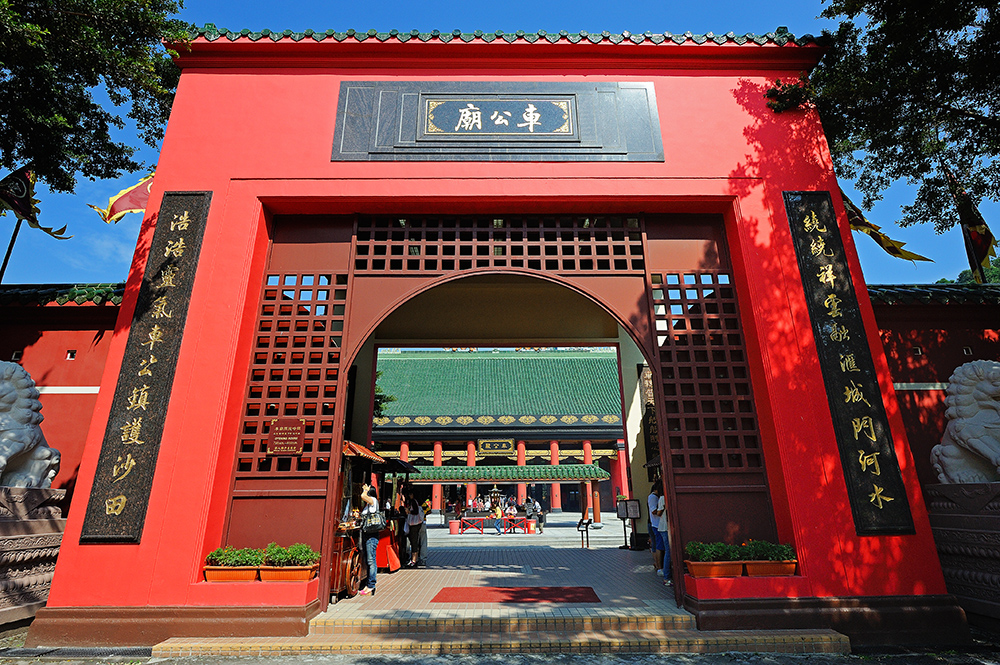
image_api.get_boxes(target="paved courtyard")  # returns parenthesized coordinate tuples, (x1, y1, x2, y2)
(318, 511, 681, 621)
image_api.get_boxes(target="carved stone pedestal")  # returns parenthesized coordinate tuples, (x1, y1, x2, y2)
(925, 483, 1000, 629)
(0, 488, 65, 627)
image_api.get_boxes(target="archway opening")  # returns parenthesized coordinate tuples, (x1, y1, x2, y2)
(344, 274, 653, 524)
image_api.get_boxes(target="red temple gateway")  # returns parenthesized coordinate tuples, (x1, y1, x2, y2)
(29, 27, 966, 646)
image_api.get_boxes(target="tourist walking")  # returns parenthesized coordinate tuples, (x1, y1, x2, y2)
(493, 503, 504, 535)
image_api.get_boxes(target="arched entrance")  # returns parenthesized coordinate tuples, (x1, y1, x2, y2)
(345, 274, 636, 522)
(221, 212, 778, 609)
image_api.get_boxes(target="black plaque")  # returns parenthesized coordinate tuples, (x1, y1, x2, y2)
(80, 191, 212, 543)
(332, 81, 663, 161)
(616, 499, 641, 520)
(478, 438, 515, 455)
(783, 191, 914, 535)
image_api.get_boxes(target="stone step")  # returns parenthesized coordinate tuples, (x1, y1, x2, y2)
(152, 628, 851, 657)
(309, 613, 696, 635)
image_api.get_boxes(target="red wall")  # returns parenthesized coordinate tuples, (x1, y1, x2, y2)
(0, 303, 118, 505)
(43, 36, 946, 613)
(872, 302, 1000, 487)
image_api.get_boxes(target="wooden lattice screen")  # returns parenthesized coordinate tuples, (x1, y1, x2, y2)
(353, 215, 645, 274)
(238, 272, 349, 477)
(648, 266, 777, 544)
(651, 271, 763, 472)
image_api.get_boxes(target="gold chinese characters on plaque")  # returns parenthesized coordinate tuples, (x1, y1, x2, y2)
(266, 418, 307, 455)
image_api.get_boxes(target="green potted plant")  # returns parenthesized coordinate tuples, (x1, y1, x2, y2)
(740, 539, 797, 576)
(683, 540, 744, 577)
(203, 546, 264, 581)
(259, 542, 321, 581)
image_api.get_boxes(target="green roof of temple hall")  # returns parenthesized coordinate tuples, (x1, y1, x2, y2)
(373, 349, 624, 439)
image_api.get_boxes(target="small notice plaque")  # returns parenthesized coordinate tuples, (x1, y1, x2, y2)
(616, 499, 641, 520)
(266, 418, 306, 455)
(478, 438, 515, 455)
(783, 191, 914, 536)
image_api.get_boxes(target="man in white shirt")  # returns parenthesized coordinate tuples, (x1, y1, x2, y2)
(656, 492, 672, 585)
(647, 484, 663, 573)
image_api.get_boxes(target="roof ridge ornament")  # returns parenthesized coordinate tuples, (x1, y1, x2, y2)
(187, 26, 824, 47)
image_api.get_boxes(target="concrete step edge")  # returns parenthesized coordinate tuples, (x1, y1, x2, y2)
(152, 629, 852, 657)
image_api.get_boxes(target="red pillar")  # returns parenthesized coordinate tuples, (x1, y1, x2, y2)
(516, 440, 527, 505)
(582, 440, 593, 518)
(610, 455, 621, 498)
(549, 440, 562, 512)
(614, 438, 633, 536)
(592, 489, 601, 524)
(466, 441, 477, 507)
(614, 439, 630, 500)
(395, 441, 410, 508)
(432, 440, 443, 513)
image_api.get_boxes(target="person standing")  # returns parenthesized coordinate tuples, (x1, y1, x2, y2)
(533, 497, 544, 533)
(359, 484, 379, 596)
(405, 498, 424, 568)
(648, 484, 664, 574)
(656, 490, 672, 586)
(418, 499, 431, 566)
(493, 503, 504, 535)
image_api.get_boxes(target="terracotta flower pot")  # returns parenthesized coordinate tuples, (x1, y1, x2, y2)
(744, 560, 797, 576)
(684, 560, 745, 577)
(203, 566, 258, 581)
(259, 564, 319, 581)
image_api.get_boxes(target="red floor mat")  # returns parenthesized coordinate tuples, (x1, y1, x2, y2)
(430, 586, 601, 603)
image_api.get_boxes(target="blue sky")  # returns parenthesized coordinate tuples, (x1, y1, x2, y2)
(1, 0, 991, 285)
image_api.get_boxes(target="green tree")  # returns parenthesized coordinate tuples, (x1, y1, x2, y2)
(0, 0, 192, 193)
(957, 256, 1000, 283)
(773, 1, 999, 233)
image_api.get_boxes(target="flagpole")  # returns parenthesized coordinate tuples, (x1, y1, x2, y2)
(0, 217, 22, 284)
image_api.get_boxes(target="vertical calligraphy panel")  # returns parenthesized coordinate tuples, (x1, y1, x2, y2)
(783, 191, 914, 536)
(80, 192, 212, 543)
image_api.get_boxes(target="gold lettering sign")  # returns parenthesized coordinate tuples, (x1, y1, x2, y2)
(478, 438, 515, 455)
(266, 418, 307, 455)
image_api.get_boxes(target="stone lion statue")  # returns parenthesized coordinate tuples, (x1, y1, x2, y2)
(931, 360, 1000, 484)
(0, 362, 60, 488)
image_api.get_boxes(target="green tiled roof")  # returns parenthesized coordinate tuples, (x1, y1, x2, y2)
(194, 25, 825, 47)
(406, 463, 609, 483)
(374, 350, 622, 429)
(0, 283, 125, 306)
(867, 284, 1000, 306)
